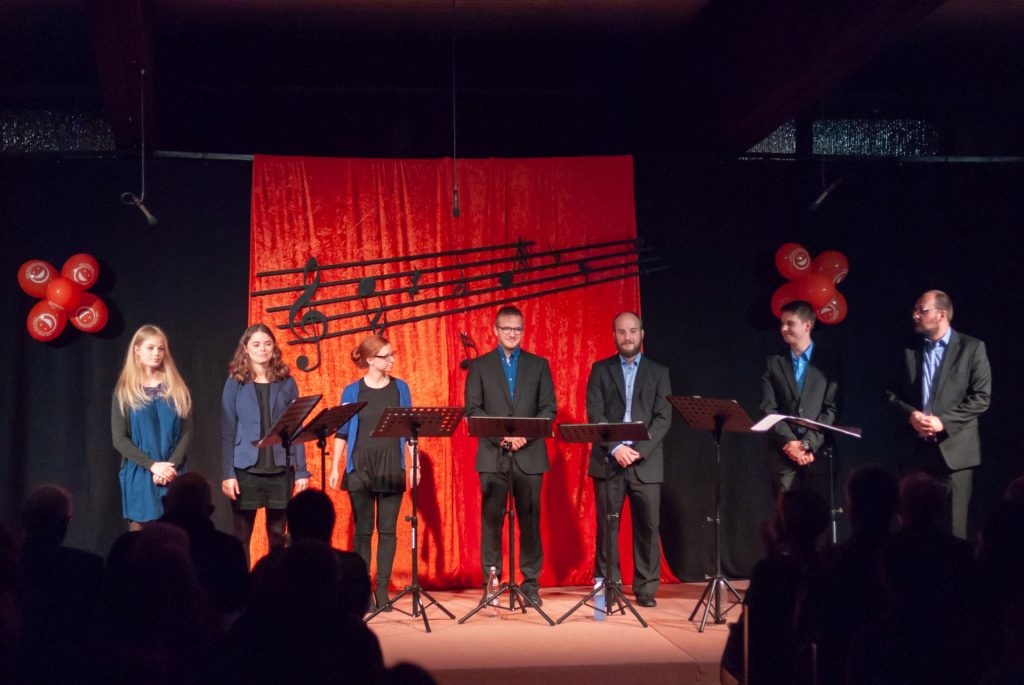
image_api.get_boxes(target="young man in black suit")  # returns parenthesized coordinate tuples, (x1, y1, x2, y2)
(586, 311, 672, 607)
(464, 305, 557, 606)
(886, 290, 991, 539)
(760, 300, 840, 500)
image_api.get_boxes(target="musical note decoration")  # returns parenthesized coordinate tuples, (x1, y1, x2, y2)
(407, 268, 422, 299)
(356, 276, 388, 335)
(458, 330, 479, 370)
(253, 237, 665, 373)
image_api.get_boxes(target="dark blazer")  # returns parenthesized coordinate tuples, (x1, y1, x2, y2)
(886, 330, 991, 471)
(464, 347, 557, 474)
(221, 376, 310, 480)
(585, 354, 672, 483)
(760, 345, 840, 466)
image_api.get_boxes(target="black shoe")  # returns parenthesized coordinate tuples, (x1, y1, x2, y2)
(635, 594, 657, 608)
(375, 586, 392, 612)
(524, 589, 543, 607)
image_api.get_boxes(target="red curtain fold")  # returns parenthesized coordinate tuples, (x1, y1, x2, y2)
(248, 155, 673, 589)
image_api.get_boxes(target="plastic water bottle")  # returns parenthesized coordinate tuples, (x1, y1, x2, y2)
(488, 566, 500, 616)
(594, 577, 606, 621)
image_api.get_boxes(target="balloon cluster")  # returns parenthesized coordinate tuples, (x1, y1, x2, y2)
(771, 243, 849, 325)
(18, 254, 109, 342)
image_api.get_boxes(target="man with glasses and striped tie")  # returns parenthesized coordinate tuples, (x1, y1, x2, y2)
(887, 290, 991, 539)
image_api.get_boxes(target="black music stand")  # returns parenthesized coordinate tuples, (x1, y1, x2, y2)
(555, 421, 651, 627)
(363, 406, 465, 633)
(668, 395, 750, 632)
(459, 415, 555, 625)
(752, 414, 862, 544)
(253, 394, 324, 475)
(291, 402, 366, 491)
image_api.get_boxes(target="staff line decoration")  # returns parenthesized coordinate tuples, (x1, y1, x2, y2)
(252, 237, 664, 372)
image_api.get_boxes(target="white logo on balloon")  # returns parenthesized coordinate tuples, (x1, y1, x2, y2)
(27, 262, 50, 283)
(69, 264, 95, 285)
(33, 312, 58, 335)
(75, 305, 97, 327)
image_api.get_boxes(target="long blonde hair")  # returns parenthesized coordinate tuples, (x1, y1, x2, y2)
(115, 324, 192, 418)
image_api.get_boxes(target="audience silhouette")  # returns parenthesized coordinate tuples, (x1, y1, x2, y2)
(4, 468, 1021, 685)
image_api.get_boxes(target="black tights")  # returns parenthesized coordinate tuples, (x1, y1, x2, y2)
(232, 507, 287, 565)
(348, 490, 402, 592)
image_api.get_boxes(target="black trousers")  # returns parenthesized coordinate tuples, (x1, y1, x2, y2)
(770, 452, 831, 503)
(908, 442, 973, 540)
(348, 489, 403, 589)
(232, 508, 287, 566)
(593, 467, 662, 597)
(479, 461, 543, 592)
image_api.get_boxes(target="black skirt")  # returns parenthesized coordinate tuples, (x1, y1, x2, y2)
(342, 446, 405, 493)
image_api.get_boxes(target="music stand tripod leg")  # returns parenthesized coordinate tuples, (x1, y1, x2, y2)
(460, 446, 554, 625)
(690, 418, 742, 632)
(556, 455, 647, 627)
(365, 427, 454, 632)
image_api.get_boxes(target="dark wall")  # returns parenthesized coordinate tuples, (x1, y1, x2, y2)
(2, 154, 1021, 581)
(0, 156, 251, 556)
(639, 157, 1024, 578)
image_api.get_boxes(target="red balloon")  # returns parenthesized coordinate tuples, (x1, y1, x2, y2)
(817, 291, 848, 325)
(811, 250, 849, 284)
(71, 293, 109, 333)
(17, 259, 57, 298)
(61, 253, 100, 290)
(774, 243, 812, 281)
(45, 277, 82, 311)
(794, 274, 837, 310)
(771, 281, 801, 319)
(26, 300, 68, 342)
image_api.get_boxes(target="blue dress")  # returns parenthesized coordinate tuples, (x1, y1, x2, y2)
(119, 387, 184, 522)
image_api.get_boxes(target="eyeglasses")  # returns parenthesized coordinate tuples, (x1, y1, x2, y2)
(496, 326, 524, 335)
(373, 352, 397, 361)
(912, 306, 942, 316)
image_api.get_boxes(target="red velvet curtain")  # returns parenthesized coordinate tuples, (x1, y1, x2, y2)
(248, 155, 671, 589)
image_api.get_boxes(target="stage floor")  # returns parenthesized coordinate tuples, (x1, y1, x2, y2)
(369, 581, 748, 685)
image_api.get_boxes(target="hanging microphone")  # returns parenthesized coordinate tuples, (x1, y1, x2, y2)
(135, 199, 158, 226)
(452, 188, 460, 218)
(121, 192, 158, 226)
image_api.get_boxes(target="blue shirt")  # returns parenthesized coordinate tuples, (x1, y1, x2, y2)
(922, 327, 952, 412)
(611, 354, 641, 456)
(791, 341, 814, 394)
(499, 345, 521, 399)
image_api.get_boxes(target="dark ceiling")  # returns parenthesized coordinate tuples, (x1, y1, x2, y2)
(3, 0, 1022, 157)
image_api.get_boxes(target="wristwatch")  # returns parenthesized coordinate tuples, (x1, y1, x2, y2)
(800, 439, 812, 453)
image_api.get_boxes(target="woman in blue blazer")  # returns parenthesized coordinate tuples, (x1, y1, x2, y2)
(221, 323, 310, 557)
(328, 334, 414, 610)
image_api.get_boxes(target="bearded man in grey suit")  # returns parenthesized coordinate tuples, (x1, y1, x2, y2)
(886, 290, 991, 539)
(465, 305, 557, 607)
(586, 311, 672, 607)
(760, 300, 840, 500)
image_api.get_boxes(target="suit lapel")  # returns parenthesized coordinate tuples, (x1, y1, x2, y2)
(491, 349, 514, 412)
(779, 354, 800, 400)
(633, 356, 650, 405)
(608, 356, 627, 405)
(801, 363, 820, 402)
(932, 330, 960, 404)
(244, 380, 258, 410)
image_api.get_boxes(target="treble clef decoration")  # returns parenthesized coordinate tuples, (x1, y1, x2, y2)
(287, 256, 328, 372)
